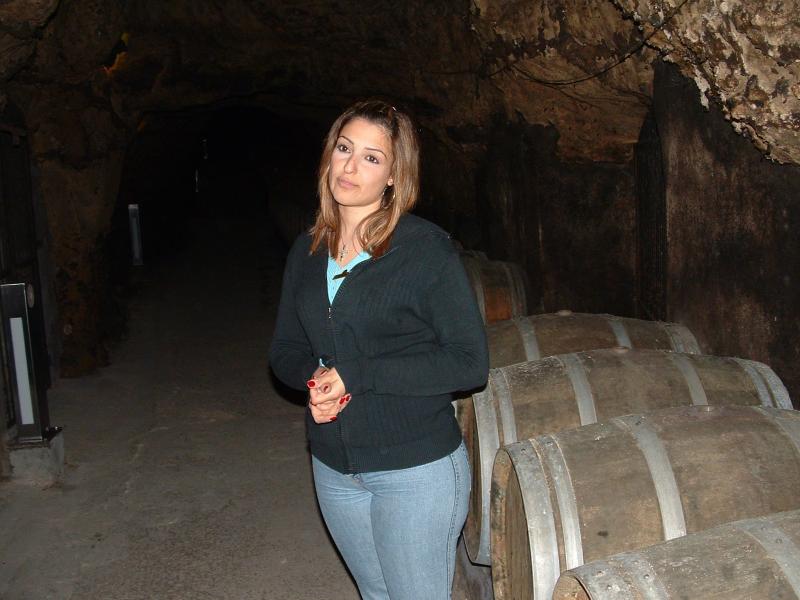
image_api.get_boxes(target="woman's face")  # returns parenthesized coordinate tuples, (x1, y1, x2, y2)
(328, 117, 394, 211)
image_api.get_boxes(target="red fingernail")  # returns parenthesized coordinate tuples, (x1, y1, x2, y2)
(339, 394, 351, 404)
(306, 380, 316, 388)
(329, 416, 337, 422)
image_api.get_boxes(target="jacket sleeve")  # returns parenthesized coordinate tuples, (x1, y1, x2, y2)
(334, 240, 489, 397)
(269, 238, 318, 391)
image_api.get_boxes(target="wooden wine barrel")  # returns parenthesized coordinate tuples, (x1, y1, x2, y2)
(453, 539, 493, 600)
(459, 253, 528, 324)
(553, 509, 800, 600)
(487, 311, 701, 369)
(490, 406, 800, 600)
(461, 348, 791, 565)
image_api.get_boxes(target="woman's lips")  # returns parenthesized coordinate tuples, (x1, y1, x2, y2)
(337, 177, 357, 189)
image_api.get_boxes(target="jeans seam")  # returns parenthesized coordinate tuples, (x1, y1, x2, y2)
(445, 447, 461, 599)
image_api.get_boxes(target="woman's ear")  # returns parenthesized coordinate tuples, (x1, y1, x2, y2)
(387, 178, 394, 187)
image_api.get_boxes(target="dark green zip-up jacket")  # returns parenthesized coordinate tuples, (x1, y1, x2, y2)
(269, 213, 489, 473)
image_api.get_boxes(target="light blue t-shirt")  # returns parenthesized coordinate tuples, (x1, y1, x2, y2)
(327, 250, 371, 304)
(319, 250, 371, 369)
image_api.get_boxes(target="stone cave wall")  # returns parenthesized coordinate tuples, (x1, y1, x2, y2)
(648, 62, 800, 405)
(0, 0, 799, 384)
(1, 0, 129, 375)
(476, 117, 637, 317)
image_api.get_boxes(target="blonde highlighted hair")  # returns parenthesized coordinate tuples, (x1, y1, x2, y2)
(310, 99, 420, 257)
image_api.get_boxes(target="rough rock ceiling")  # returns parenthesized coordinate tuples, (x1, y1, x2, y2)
(615, 0, 800, 164)
(102, 0, 654, 162)
(471, 0, 656, 161)
(1, 0, 798, 164)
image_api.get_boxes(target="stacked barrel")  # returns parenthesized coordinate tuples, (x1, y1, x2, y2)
(456, 248, 799, 600)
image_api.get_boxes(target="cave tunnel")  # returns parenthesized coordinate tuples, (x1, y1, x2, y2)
(109, 106, 326, 267)
(1, 1, 800, 598)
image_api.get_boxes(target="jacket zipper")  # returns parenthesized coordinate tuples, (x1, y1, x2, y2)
(329, 246, 399, 313)
(327, 246, 399, 473)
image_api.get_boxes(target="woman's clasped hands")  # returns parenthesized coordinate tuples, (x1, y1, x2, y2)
(307, 366, 351, 423)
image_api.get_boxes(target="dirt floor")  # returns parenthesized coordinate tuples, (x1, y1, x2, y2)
(0, 213, 360, 599)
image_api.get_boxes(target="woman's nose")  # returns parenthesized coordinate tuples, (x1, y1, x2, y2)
(343, 154, 356, 173)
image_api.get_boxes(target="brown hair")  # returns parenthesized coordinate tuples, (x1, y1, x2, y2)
(309, 99, 420, 257)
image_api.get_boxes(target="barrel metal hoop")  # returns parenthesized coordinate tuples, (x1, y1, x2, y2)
(660, 322, 685, 353)
(536, 435, 584, 569)
(750, 361, 792, 409)
(463, 258, 487, 324)
(613, 553, 670, 600)
(660, 322, 701, 354)
(561, 353, 598, 425)
(613, 415, 687, 540)
(514, 264, 528, 316)
(734, 519, 800, 598)
(573, 559, 634, 599)
(500, 261, 526, 318)
(668, 353, 708, 406)
(471, 388, 501, 565)
(513, 317, 541, 361)
(754, 407, 800, 460)
(607, 316, 633, 349)
(733, 358, 776, 408)
(508, 440, 561, 600)
(493, 369, 517, 445)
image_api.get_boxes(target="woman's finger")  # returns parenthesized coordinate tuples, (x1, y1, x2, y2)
(309, 401, 340, 423)
(309, 389, 337, 406)
(309, 380, 346, 405)
(314, 367, 345, 391)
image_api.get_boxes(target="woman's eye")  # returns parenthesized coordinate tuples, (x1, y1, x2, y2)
(336, 143, 349, 152)
(365, 155, 379, 164)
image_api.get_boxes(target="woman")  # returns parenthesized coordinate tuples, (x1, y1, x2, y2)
(269, 100, 488, 600)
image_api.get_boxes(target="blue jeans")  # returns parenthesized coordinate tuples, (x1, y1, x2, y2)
(312, 441, 470, 600)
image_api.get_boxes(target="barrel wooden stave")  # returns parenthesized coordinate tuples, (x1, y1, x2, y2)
(544, 420, 664, 562)
(491, 406, 800, 600)
(460, 254, 527, 324)
(501, 357, 582, 438)
(485, 313, 702, 369)
(463, 357, 577, 564)
(580, 352, 767, 412)
(506, 468, 534, 600)
(624, 318, 698, 353)
(461, 349, 790, 565)
(463, 393, 490, 562)
(553, 509, 800, 600)
(529, 314, 633, 358)
(486, 319, 528, 368)
(654, 409, 800, 534)
(560, 409, 800, 563)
